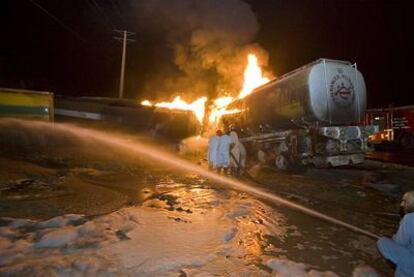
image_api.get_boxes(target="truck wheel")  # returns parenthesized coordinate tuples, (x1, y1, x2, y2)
(290, 158, 308, 173)
(275, 154, 288, 170)
(313, 157, 329, 169)
(400, 134, 414, 149)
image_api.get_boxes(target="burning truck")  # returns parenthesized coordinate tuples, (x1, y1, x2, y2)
(220, 59, 378, 170)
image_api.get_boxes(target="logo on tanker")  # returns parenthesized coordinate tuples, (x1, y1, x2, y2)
(329, 72, 355, 107)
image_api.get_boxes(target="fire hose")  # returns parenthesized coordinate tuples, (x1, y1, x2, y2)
(229, 152, 382, 240)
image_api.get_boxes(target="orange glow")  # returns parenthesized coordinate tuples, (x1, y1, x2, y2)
(238, 54, 270, 99)
(208, 54, 270, 124)
(140, 53, 271, 127)
(141, 100, 152, 106)
(208, 96, 240, 125)
(141, 96, 207, 124)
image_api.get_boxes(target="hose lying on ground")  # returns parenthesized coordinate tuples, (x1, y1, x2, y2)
(229, 158, 382, 240)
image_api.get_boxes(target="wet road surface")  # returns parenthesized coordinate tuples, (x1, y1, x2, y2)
(366, 150, 414, 167)
(2, 119, 414, 275)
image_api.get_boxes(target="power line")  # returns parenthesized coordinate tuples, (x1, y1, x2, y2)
(85, 0, 110, 32)
(92, 0, 115, 28)
(28, 0, 88, 45)
(27, 0, 113, 62)
(108, 0, 127, 27)
(87, 0, 116, 32)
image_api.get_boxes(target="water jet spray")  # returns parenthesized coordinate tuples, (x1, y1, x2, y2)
(0, 119, 381, 240)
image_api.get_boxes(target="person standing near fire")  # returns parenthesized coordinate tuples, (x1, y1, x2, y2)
(377, 191, 414, 276)
(216, 130, 232, 174)
(208, 129, 232, 174)
(229, 125, 246, 176)
(207, 129, 221, 170)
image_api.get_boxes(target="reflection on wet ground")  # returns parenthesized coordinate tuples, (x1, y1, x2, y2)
(2, 119, 413, 275)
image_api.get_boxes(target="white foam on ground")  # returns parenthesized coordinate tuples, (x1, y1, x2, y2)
(37, 214, 84, 229)
(266, 258, 339, 277)
(0, 192, 378, 276)
(35, 226, 79, 248)
(103, 207, 231, 275)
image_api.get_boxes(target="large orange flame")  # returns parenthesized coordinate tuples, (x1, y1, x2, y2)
(208, 96, 240, 125)
(141, 96, 207, 124)
(208, 54, 270, 124)
(238, 54, 270, 99)
(141, 53, 271, 127)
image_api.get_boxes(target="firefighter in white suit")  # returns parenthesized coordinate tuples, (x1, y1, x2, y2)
(229, 125, 246, 176)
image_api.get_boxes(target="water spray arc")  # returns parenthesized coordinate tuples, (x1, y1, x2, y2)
(0, 119, 380, 240)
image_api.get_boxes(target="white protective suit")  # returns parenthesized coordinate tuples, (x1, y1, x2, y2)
(377, 192, 414, 277)
(230, 131, 246, 169)
(208, 135, 220, 168)
(216, 134, 232, 168)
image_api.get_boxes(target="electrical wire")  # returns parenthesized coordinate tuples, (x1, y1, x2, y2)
(108, 0, 127, 27)
(28, 0, 89, 45)
(27, 0, 114, 62)
(87, 0, 115, 32)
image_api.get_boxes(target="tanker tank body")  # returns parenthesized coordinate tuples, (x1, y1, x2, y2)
(222, 59, 378, 170)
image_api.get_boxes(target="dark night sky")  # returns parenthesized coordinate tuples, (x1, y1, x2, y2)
(1, 0, 412, 108)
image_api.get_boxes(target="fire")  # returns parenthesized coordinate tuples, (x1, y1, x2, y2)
(141, 100, 152, 106)
(141, 96, 207, 124)
(238, 54, 270, 99)
(208, 96, 240, 125)
(208, 54, 270, 124)
(141, 53, 271, 127)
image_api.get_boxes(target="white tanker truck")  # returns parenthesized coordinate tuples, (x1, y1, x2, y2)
(221, 59, 378, 170)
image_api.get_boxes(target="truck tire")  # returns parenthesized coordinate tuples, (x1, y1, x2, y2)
(312, 157, 329, 169)
(274, 155, 308, 172)
(291, 158, 308, 173)
(399, 133, 414, 149)
(275, 154, 289, 170)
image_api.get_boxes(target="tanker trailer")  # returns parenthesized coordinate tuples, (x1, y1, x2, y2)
(221, 58, 378, 170)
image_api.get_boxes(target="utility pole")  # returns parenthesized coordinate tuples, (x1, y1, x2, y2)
(113, 30, 135, 98)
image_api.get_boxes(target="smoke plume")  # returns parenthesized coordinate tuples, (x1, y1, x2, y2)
(131, 0, 270, 100)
